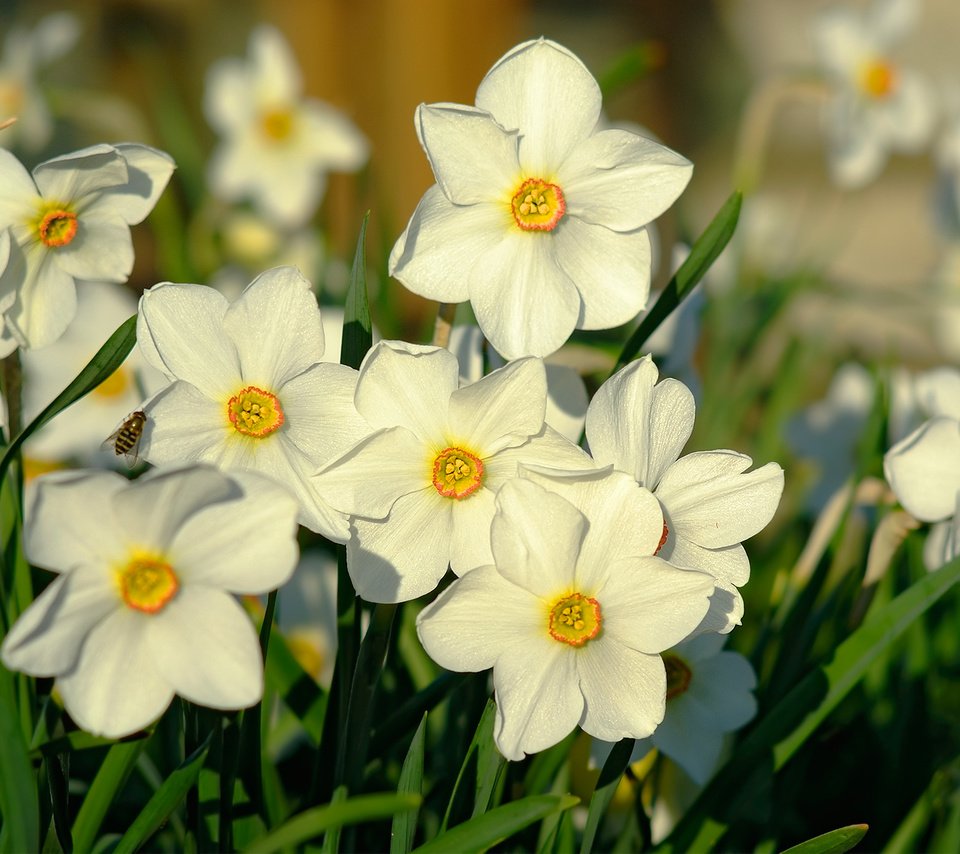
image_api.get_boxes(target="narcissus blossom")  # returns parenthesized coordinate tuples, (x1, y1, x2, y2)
(205, 25, 368, 227)
(812, 0, 934, 187)
(585, 356, 784, 633)
(136, 266, 370, 539)
(390, 38, 692, 359)
(0, 142, 174, 350)
(312, 340, 596, 603)
(1, 466, 299, 738)
(417, 478, 714, 761)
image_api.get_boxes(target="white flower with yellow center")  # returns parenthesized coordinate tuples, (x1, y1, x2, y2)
(585, 356, 784, 633)
(204, 25, 369, 227)
(0, 465, 299, 738)
(136, 265, 369, 540)
(311, 340, 597, 603)
(417, 478, 714, 760)
(389, 38, 693, 360)
(0, 142, 174, 350)
(812, 0, 935, 187)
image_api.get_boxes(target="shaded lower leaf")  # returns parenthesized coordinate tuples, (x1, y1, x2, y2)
(391, 714, 428, 854)
(0, 666, 39, 854)
(579, 738, 634, 854)
(781, 824, 869, 854)
(72, 739, 145, 854)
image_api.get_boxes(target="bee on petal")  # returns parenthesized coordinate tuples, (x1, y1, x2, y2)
(103, 410, 146, 468)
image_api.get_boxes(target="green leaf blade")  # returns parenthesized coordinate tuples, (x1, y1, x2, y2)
(781, 823, 869, 854)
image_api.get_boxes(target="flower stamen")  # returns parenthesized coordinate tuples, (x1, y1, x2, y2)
(432, 447, 484, 499)
(859, 59, 897, 99)
(511, 178, 566, 232)
(227, 386, 285, 437)
(548, 592, 601, 646)
(655, 522, 669, 555)
(663, 653, 692, 700)
(261, 108, 295, 142)
(38, 209, 78, 247)
(118, 553, 179, 613)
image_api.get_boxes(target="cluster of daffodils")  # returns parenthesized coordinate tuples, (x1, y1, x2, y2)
(1, 36, 784, 774)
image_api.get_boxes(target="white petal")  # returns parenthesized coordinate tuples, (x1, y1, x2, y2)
(884, 417, 960, 522)
(33, 144, 128, 203)
(203, 57, 252, 132)
(586, 356, 695, 488)
(663, 534, 751, 589)
(490, 479, 587, 597)
(828, 111, 887, 189)
(347, 489, 452, 603)
(686, 650, 757, 731)
(101, 144, 175, 225)
(651, 706, 723, 785)
(299, 100, 369, 169)
(7, 247, 77, 349)
(449, 488, 498, 575)
(475, 39, 601, 177)
(1, 569, 116, 677)
(417, 103, 520, 204)
(388, 185, 506, 304)
(447, 357, 546, 454)
(171, 471, 299, 593)
(578, 638, 666, 741)
(224, 266, 325, 386)
(656, 453, 784, 548)
(140, 381, 229, 464)
(53, 213, 133, 283)
(600, 556, 713, 653)
(470, 230, 580, 359)
(553, 219, 652, 329)
(493, 638, 581, 760)
(417, 565, 542, 671)
(354, 341, 455, 443)
(484, 425, 596, 492)
(924, 516, 959, 572)
(0, 149, 40, 222)
(137, 283, 239, 398)
(559, 130, 692, 232)
(249, 25, 301, 103)
(149, 587, 263, 710)
(881, 72, 935, 151)
(57, 609, 174, 738)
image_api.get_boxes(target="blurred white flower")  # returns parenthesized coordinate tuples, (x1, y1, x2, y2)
(0, 143, 174, 350)
(20, 281, 164, 467)
(390, 38, 692, 359)
(585, 356, 784, 633)
(312, 340, 595, 603)
(812, 0, 935, 187)
(0, 12, 80, 152)
(417, 478, 714, 761)
(1, 465, 300, 738)
(136, 266, 369, 539)
(205, 25, 368, 227)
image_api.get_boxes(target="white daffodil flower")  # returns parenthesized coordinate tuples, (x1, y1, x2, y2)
(312, 340, 597, 603)
(389, 38, 692, 360)
(135, 265, 369, 540)
(204, 25, 368, 227)
(812, 0, 935, 188)
(417, 477, 714, 761)
(584, 356, 784, 633)
(884, 415, 960, 570)
(593, 633, 757, 786)
(1, 465, 299, 738)
(0, 12, 80, 153)
(0, 142, 174, 350)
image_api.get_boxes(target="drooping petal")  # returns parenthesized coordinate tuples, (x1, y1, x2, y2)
(347, 489, 453, 603)
(224, 266, 325, 386)
(655, 453, 784, 548)
(416, 103, 520, 205)
(56, 609, 174, 738)
(552, 219, 652, 329)
(24, 469, 129, 571)
(149, 586, 263, 710)
(884, 416, 960, 522)
(924, 516, 959, 572)
(0, 568, 116, 677)
(469, 230, 580, 359)
(586, 356, 695, 488)
(493, 638, 581, 760)
(577, 637, 666, 742)
(483, 425, 596, 492)
(388, 185, 507, 304)
(475, 39, 602, 177)
(6, 246, 77, 349)
(171, 471, 299, 593)
(53, 212, 133, 283)
(354, 341, 456, 443)
(137, 283, 239, 398)
(447, 357, 547, 454)
(559, 130, 692, 232)
(100, 144, 175, 225)
(449, 488, 498, 575)
(663, 534, 751, 589)
(599, 556, 713, 653)
(417, 565, 543, 672)
(490, 478, 586, 597)
(33, 144, 128, 204)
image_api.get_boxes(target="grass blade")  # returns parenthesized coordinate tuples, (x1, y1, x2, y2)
(72, 739, 145, 853)
(0, 665, 39, 853)
(390, 714, 427, 854)
(579, 738, 634, 854)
